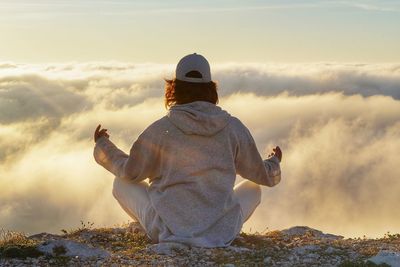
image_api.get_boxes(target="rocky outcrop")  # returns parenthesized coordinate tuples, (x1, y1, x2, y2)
(1, 224, 399, 266)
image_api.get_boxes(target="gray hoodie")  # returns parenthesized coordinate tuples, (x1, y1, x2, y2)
(94, 101, 281, 247)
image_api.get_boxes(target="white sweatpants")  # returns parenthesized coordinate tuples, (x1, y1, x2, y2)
(112, 178, 261, 238)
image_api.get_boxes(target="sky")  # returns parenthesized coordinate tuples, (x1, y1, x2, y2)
(0, 0, 400, 63)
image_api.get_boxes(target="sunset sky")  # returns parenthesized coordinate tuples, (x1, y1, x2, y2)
(1, 0, 399, 63)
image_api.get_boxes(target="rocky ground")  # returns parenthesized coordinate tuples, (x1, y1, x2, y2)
(1, 223, 399, 266)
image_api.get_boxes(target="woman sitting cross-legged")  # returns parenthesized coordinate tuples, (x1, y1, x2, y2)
(93, 53, 282, 248)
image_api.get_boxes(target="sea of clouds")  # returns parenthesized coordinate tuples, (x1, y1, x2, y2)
(0, 62, 399, 237)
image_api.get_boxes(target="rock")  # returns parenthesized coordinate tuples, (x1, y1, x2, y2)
(38, 240, 110, 259)
(368, 250, 400, 267)
(348, 250, 359, 260)
(226, 246, 251, 253)
(307, 253, 319, 259)
(293, 245, 320, 255)
(264, 256, 272, 264)
(281, 226, 343, 240)
(325, 246, 340, 254)
(302, 257, 316, 264)
(148, 242, 189, 255)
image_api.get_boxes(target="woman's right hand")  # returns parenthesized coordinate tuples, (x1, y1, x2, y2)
(94, 124, 110, 143)
(268, 146, 282, 162)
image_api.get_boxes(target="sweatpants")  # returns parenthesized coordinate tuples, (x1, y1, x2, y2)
(112, 178, 261, 241)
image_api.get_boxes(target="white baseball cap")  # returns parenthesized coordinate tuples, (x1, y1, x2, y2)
(175, 53, 212, 83)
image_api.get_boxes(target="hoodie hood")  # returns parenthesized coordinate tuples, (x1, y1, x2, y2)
(167, 101, 231, 136)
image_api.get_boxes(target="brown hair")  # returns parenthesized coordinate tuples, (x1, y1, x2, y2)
(164, 78, 219, 109)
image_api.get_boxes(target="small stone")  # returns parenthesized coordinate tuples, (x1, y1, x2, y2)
(293, 244, 320, 255)
(325, 247, 338, 254)
(307, 253, 319, 259)
(348, 250, 359, 260)
(264, 256, 272, 264)
(227, 246, 251, 253)
(302, 258, 315, 264)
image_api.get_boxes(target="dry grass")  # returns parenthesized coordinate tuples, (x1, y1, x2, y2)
(0, 229, 35, 247)
(0, 229, 42, 259)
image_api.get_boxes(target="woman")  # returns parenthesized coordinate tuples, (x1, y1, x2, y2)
(93, 53, 282, 248)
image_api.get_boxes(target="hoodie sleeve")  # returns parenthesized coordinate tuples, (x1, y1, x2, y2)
(93, 130, 160, 182)
(234, 125, 281, 187)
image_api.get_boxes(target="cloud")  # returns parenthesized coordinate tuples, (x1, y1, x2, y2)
(0, 2, 321, 19)
(327, 1, 400, 12)
(222, 93, 400, 237)
(0, 74, 90, 124)
(0, 63, 17, 69)
(214, 63, 400, 99)
(0, 62, 399, 237)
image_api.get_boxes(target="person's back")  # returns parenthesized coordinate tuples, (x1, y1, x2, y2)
(93, 53, 282, 247)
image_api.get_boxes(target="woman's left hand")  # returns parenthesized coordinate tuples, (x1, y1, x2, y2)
(94, 124, 110, 143)
(268, 146, 282, 162)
